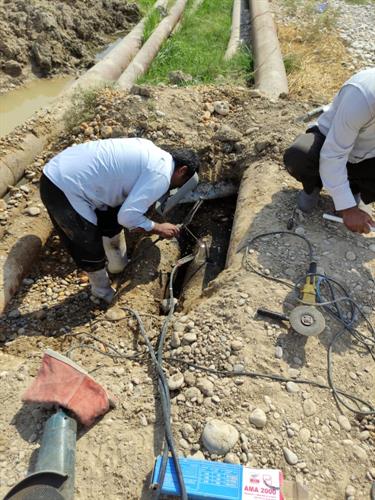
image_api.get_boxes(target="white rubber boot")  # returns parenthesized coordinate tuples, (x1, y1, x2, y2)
(87, 268, 115, 303)
(103, 232, 128, 274)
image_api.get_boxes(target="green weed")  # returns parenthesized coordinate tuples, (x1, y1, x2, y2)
(283, 53, 303, 74)
(63, 85, 111, 131)
(139, 0, 253, 86)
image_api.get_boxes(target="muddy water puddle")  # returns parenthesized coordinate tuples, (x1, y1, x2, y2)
(0, 76, 73, 137)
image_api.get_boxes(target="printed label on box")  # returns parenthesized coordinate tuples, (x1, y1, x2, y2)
(242, 468, 284, 500)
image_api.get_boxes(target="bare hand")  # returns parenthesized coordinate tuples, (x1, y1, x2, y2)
(152, 222, 180, 239)
(341, 207, 374, 234)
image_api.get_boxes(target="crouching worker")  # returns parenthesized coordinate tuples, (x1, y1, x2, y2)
(40, 137, 199, 302)
(284, 68, 375, 234)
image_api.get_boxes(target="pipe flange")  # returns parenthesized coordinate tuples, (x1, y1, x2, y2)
(289, 305, 326, 337)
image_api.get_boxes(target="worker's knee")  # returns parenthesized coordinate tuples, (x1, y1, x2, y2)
(283, 134, 312, 177)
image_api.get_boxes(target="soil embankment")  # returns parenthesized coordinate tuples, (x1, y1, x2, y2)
(0, 0, 140, 94)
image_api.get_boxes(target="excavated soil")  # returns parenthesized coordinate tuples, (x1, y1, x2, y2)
(0, 0, 140, 94)
(0, 85, 374, 500)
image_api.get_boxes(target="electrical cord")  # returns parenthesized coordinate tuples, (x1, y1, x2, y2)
(62, 230, 374, 498)
(242, 231, 375, 416)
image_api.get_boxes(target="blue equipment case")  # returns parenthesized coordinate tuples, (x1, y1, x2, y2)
(152, 456, 243, 499)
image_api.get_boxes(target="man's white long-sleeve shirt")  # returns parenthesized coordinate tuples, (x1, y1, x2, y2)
(43, 138, 173, 231)
(317, 68, 375, 211)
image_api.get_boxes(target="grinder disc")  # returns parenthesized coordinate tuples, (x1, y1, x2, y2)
(289, 305, 326, 336)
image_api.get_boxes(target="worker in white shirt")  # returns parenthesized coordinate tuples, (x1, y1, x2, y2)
(283, 68, 375, 234)
(40, 137, 200, 302)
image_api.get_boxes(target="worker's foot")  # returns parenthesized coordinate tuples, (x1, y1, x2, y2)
(297, 187, 320, 213)
(87, 269, 115, 304)
(103, 232, 128, 274)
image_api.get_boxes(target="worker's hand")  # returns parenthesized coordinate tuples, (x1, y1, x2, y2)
(341, 206, 374, 234)
(152, 222, 180, 239)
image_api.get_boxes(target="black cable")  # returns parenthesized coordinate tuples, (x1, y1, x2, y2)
(164, 357, 374, 412)
(60, 230, 373, 499)
(242, 231, 375, 416)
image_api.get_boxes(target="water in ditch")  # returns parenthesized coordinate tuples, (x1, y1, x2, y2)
(0, 76, 73, 137)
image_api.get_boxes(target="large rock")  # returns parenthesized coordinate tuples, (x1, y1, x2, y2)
(214, 125, 242, 143)
(169, 70, 193, 85)
(3, 60, 23, 77)
(202, 419, 239, 455)
(31, 40, 53, 73)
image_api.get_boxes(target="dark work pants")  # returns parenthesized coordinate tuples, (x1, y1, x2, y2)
(283, 126, 375, 204)
(40, 174, 122, 272)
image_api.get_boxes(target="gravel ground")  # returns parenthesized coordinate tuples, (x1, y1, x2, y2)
(331, 0, 375, 68)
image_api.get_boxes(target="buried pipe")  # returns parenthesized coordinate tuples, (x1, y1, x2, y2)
(248, 0, 288, 98)
(0, 180, 236, 313)
(0, 193, 52, 314)
(225, 161, 276, 269)
(180, 180, 238, 204)
(180, 235, 211, 311)
(224, 0, 242, 61)
(117, 0, 189, 90)
(0, 0, 166, 198)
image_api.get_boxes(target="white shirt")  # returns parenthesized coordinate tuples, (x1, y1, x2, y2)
(317, 68, 375, 210)
(43, 138, 173, 231)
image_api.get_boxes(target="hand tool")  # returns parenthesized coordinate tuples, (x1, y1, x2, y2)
(5, 350, 113, 500)
(296, 104, 329, 123)
(323, 213, 375, 232)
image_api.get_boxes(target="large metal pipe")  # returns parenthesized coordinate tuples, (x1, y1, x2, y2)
(249, 0, 288, 98)
(0, 1, 169, 198)
(224, 0, 242, 60)
(117, 0, 188, 90)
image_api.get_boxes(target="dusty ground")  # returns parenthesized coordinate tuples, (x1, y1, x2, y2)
(0, 84, 374, 499)
(0, 0, 139, 94)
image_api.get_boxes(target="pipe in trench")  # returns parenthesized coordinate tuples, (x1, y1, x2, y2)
(0, 0, 169, 198)
(0, 180, 237, 314)
(180, 235, 212, 312)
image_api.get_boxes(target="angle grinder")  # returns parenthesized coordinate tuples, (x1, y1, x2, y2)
(257, 262, 326, 337)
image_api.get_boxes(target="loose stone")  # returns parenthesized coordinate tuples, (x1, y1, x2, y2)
(168, 372, 184, 391)
(26, 206, 41, 216)
(105, 307, 126, 321)
(283, 447, 298, 465)
(196, 378, 214, 397)
(286, 381, 300, 393)
(338, 415, 351, 432)
(303, 399, 317, 417)
(202, 419, 239, 455)
(249, 408, 267, 429)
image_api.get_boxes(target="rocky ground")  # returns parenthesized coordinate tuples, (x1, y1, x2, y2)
(0, 0, 140, 94)
(271, 0, 375, 101)
(330, 0, 375, 68)
(0, 83, 374, 499)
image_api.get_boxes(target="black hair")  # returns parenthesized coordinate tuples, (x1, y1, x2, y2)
(163, 147, 200, 178)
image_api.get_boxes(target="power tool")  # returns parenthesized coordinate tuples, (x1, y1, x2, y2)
(257, 261, 326, 337)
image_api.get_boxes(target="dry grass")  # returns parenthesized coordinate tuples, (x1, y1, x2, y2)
(278, 24, 355, 101)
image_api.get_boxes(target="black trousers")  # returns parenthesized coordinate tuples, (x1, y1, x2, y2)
(283, 126, 375, 204)
(40, 174, 122, 272)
